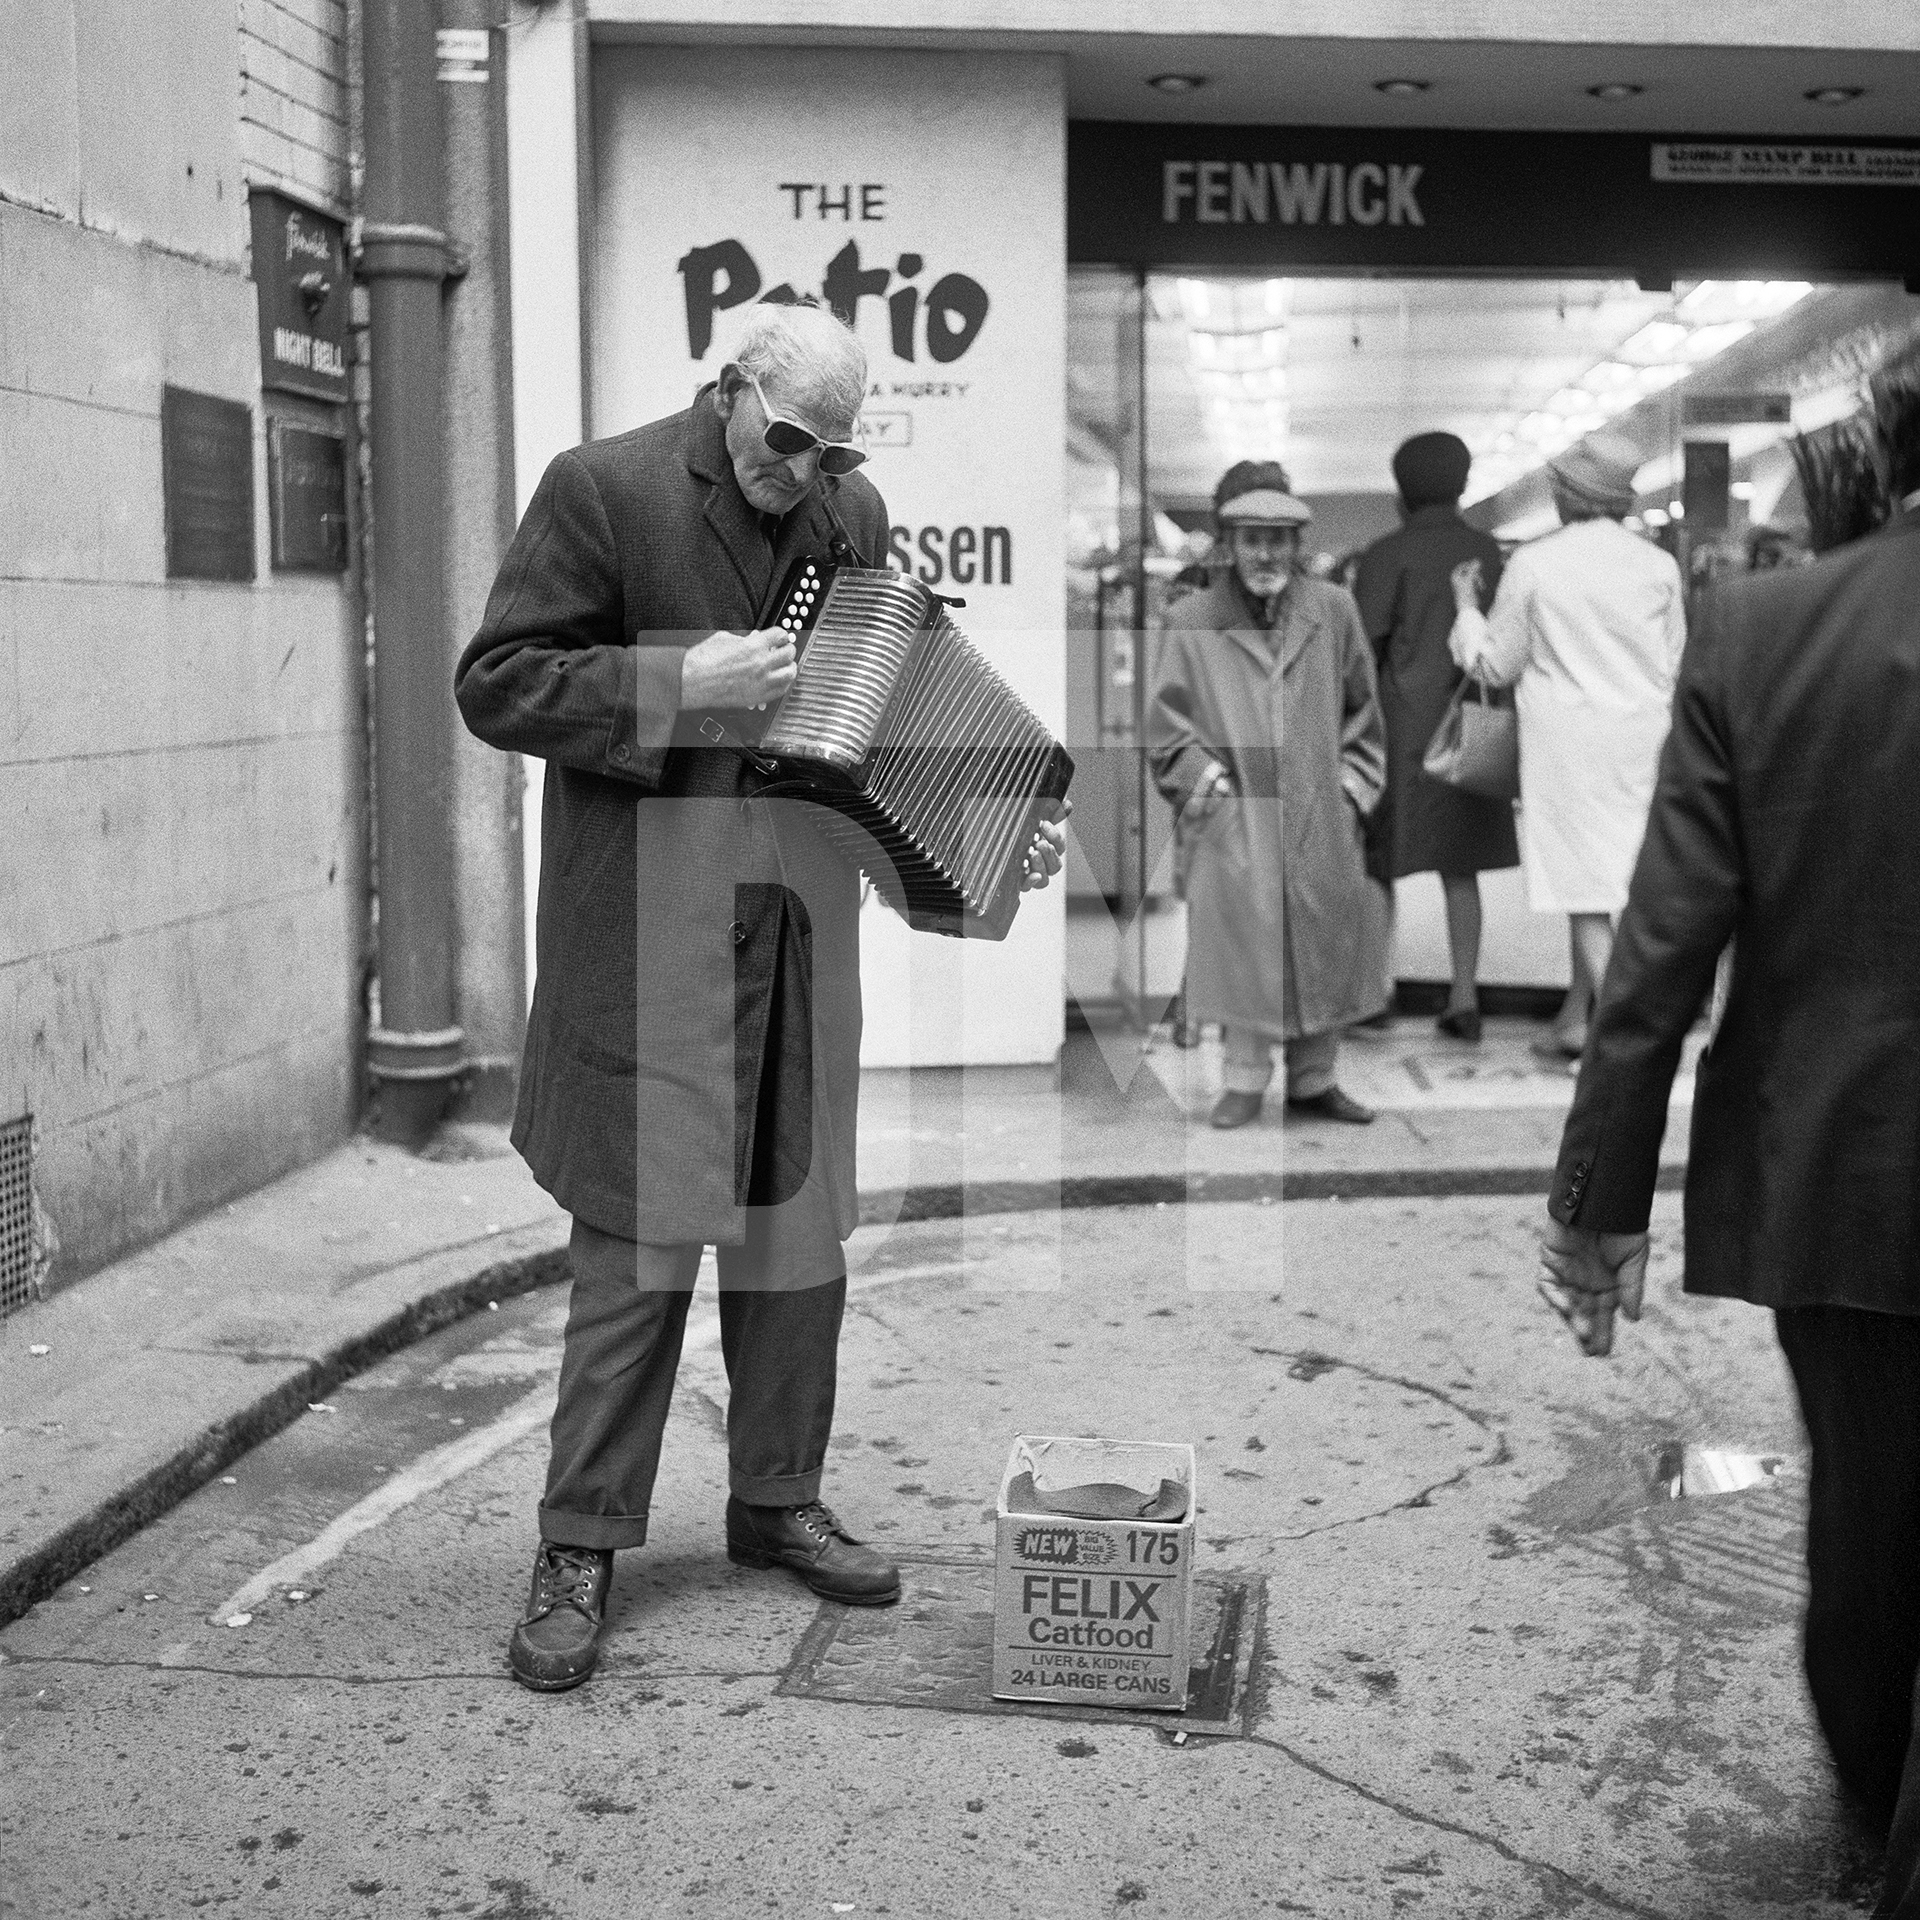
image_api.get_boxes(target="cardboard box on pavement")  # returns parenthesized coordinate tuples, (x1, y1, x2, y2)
(990, 1435, 1196, 1711)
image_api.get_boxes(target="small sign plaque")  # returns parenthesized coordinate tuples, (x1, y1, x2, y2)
(162, 386, 256, 582)
(1652, 143, 1920, 188)
(1683, 392, 1793, 427)
(269, 420, 349, 572)
(249, 189, 350, 403)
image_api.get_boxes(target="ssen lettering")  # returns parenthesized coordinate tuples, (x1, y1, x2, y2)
(888, 523, 1011, 588)
(1162, 160, 1424, 228)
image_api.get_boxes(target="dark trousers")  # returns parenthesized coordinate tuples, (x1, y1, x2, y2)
(538, 1214, 847, 1550)
(1776, 1307, 1920, 1918)
(539, 890, 846, 1551)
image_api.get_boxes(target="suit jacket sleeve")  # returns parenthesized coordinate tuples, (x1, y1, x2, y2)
(454, 448, 685, 788)
(1549, 590, 1744, 1230)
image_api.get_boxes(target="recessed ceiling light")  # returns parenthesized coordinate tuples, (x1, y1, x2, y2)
(1587, 83, 1645, 101)
(1374, 79, 1431, 97)
(1805, 85, 1866, 104)
(1147, 73, 1208, 94)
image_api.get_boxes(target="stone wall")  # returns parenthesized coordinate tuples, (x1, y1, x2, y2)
(1, 2, 363, 1289)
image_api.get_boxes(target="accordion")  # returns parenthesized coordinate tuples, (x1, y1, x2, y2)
(718, 560, 1073, 940)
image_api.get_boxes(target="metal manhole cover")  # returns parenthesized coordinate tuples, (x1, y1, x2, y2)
(777, 1555, 1264, 1738)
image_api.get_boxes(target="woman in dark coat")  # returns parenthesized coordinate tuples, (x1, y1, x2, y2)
(1352, 433, 1519, 1042)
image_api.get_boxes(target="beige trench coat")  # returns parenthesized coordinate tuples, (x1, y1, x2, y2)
(1148, 574, 1389, 1040)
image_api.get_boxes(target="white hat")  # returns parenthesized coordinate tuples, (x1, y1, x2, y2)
(1217, 487, 1312, 527)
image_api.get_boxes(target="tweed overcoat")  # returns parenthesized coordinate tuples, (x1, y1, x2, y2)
(1550, 505, 1920, 1312)
(1147, 574, 1389, 1040)
(455, 393, 891, 1246)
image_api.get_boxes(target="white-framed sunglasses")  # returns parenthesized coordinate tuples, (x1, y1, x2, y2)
(742, 368, 867, 474)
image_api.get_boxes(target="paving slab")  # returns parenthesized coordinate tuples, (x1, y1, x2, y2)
(0, 1017, 1694, 1631)
(0, 1195, 1872, 1918)
(856, 1020, 1695, 1207)
(0, 1126, 570, 1621)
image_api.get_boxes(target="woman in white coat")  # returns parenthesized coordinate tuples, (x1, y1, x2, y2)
(1448, 432, 1686, 1057)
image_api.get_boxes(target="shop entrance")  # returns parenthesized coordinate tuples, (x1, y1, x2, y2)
(1064, 120, 1920, 1029)
(1065, 267, 1920, 1024)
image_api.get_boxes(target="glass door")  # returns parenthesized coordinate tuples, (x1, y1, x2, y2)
(1067, 268, 1920, 1018)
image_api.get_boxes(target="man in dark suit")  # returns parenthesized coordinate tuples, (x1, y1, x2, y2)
(456, 301, 1063, 1691)
(1541, 374, 1920, 1913)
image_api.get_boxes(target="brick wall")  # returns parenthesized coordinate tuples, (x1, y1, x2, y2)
(240, 0, 352, 219)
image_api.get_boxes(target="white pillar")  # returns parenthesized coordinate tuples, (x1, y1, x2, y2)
(503, 0, 589, 1007)
(589, 45, 1068, 1068)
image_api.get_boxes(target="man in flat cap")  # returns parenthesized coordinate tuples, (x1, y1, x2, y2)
(1148, 460, 1389, 1128)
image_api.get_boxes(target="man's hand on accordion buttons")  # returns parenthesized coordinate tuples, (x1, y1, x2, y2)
(1021, 802, 1070, 892)
(680, 628, 799, 713)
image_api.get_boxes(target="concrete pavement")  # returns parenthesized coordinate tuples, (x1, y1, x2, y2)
(0, 1017, 1693, 1629)
(0, 1190, 1869, 1917)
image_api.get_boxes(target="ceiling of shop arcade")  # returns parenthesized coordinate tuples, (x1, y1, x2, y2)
(592, 16, 1920, 138)
(1075, 272, 1920, 518)
(1067, 273, 1920, 561)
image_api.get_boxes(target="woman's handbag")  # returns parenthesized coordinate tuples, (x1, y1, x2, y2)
(1421, 676, 1519, 802)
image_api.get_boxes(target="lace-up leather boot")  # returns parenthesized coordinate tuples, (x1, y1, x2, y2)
(508, 1543, 614, 1691)
(725, 1498, 900, 1605)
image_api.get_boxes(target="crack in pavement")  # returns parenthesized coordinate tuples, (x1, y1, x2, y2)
(1, 1650, 784, 1686)
(687, 1385, 730, 1444)
(1248, 1732, 1671, 1918)
(148, 1347, 319, 1365)
(1248, 1346, 1513, 1540)
(840, 1293, 943, 1368)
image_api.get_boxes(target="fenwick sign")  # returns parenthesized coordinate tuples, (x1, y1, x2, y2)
(1069, 124, 1920, 287)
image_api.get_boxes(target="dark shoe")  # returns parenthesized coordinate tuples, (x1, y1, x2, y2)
(1209, 1089, 1265, 1129)
(1435, 1006, 1482, 1044)
(1352, 1006, 1396, 1032)
(726, 1498, 900, 1606)
(1286, 1086, 1376, 1125)
(508, 1543, 613, 1692)
(1167, 987, 1198, 1050)
(1529, 1029, 1585, 1062)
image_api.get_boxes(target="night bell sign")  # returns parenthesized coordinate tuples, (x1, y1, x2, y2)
(248, 189, 349, 403)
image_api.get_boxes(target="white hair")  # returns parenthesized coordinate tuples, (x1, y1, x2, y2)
(731, 302, 866, 433)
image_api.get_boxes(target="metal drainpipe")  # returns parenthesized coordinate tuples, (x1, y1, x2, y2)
(360, 0, 465, 1140)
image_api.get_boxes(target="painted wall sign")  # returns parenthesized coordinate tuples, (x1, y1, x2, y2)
(248, 189, 350, 404)
(1651, 143, 1920, 187)
(268, 420, 349, 572)
(591, 47, 1066, 1068)
(161, 386, 255, 582)
(1069, 124, 1920, 287)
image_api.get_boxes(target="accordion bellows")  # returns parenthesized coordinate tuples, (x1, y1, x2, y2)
(755, 562, 1074, 940)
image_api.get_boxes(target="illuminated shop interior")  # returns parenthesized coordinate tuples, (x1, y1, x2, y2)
(1065, 272, 1920, 1008)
